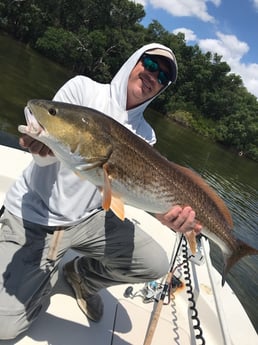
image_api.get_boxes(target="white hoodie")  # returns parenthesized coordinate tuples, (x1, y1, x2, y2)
(4, 43, 174, 226)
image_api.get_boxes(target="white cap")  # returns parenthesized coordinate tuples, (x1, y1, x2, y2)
(145, 48, 178, 83)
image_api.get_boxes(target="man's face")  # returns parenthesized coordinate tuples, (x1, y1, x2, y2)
(126, 55, 170, 110)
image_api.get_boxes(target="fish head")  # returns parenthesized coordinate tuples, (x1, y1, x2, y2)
(19, 99, 113, 170)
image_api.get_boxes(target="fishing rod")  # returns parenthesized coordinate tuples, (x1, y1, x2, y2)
(143, 233, 184, 345)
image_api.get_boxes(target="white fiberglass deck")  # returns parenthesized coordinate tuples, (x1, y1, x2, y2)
(0, 145, 257, 345)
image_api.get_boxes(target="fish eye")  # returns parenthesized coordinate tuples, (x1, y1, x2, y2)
(49, 107, 57, 116)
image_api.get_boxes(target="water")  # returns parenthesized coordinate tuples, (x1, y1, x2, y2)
(0, 32, 73, 135)
(146, 112, 258, 332)
(1, 32, 258, 333)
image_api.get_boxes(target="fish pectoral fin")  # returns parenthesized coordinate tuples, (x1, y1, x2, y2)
(110, 195, 125, 221)
(102, 164, 112, 211)
(185, 230, 197, 254)
(101, 164, 125, 221)
(76, 161, 103, 172)
(75, 159, 105, 178)
(74, 170, 85, 179)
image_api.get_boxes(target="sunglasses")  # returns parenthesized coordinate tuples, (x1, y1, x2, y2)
(142, 55, 170, 85)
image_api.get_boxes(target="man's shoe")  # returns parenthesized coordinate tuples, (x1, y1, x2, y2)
(63, 257, 104, 322)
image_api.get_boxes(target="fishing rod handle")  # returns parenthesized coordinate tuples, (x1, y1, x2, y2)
(143, 271, 173, 345)
(143, 299, 163, 345)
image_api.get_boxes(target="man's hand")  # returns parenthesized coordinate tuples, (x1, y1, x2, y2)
(156, 206, 202, 234)
(19, 134, 54, 157)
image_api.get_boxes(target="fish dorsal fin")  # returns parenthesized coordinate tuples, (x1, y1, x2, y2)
(173, 163, 233, 228)
(101, 163, 125, 221)
(102, 164, 112, 211)
(110, 195, 125, 221)
(184, 230, 197, 254)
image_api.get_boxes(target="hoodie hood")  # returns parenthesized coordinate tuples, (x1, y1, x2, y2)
(110, 43, 176, 119)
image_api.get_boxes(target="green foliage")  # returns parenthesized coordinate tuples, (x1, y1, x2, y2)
(36, 27, 76, 65)
(216, 108, 258, 160)
(0, 0, 257, 161)
(0, 0, 58, 42)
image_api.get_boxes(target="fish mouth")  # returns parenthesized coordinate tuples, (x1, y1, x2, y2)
(25, 107, 44, 133)
(18, 106, 46, 137)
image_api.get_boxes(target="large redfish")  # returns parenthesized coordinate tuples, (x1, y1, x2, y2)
(19, 99, 258, 285)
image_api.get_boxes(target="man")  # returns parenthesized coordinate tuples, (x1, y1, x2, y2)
(0, 43, 201, 339)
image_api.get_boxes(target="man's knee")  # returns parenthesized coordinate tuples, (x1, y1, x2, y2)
(0, 314, 27, 340)
(0, 304, 42, 340)
(139, 242, 170, 281)
(147, 249, 169, 279)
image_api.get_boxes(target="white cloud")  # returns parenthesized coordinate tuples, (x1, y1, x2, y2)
(172, 28, 258, 97)
(133, 0, 147, 5)
(235, 63, 258, 98)
(252, 0, 258, 10)
(198, 32, 258, 97)
(198, 32, 249, 63)
(209, 0, 221, 5)
(133, 0, 220, 22)
(173, 28, 197, 42)
(132, 0, 258, 97)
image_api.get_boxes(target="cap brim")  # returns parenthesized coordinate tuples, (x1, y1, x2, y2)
(145, 48, 178, 83)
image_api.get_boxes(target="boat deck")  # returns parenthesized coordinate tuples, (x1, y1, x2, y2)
(0, 145, 257, 345)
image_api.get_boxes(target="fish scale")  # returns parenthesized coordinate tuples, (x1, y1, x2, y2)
(19, 99, 258, 286)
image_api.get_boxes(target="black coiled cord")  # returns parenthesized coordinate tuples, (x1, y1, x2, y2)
(182, 235, 206, 345)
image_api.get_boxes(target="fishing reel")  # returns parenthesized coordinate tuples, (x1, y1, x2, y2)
(124, 281, 163, 303)
(124, 276, 183, 304)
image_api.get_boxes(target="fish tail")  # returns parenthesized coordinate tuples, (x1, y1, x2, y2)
(222, 239, 258, 286)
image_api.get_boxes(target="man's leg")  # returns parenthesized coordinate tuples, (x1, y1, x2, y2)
(64, 210, 169, 320)
(0, 210, 67, 339)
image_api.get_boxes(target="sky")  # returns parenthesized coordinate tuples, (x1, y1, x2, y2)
(134, 0, 258, 98)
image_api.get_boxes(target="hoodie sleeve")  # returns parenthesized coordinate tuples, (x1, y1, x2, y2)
(53, 75, 87, 104)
